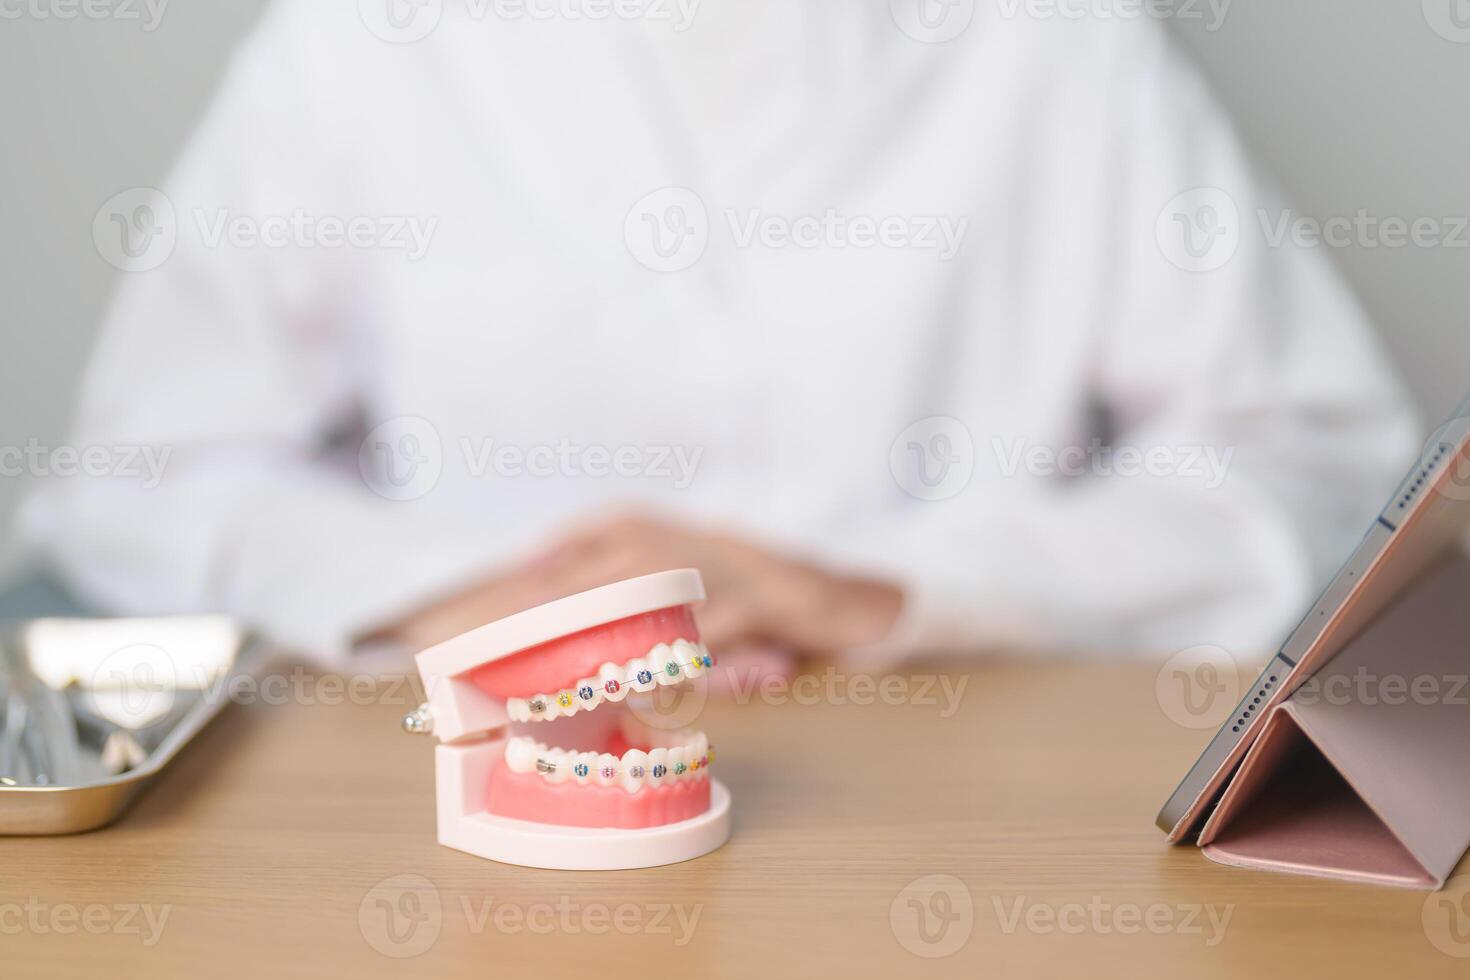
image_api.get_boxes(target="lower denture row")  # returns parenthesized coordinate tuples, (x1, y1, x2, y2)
(504, 733, 712, 794)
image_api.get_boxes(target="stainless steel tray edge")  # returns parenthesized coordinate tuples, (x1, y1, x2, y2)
(0, 637, 271, 835)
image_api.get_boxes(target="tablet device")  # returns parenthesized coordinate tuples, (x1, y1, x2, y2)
(1156, 391, 1470, 841)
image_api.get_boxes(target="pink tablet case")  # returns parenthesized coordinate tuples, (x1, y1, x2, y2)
(1198, 554, 1470, 889)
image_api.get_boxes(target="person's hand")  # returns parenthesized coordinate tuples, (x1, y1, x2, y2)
(375, 512, 903, 657)
(366, 571, 550, 653)
(520, 512, 902, 656)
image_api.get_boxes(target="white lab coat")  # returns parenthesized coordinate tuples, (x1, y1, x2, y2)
(23, 1, 1420, 662)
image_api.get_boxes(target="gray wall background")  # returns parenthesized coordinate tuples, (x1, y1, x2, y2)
(2, 0, 1468, 577)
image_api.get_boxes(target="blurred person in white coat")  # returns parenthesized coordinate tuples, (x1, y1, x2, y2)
(22, 1, 1419, 665)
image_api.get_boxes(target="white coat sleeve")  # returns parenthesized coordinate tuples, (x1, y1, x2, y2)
(19, 7, 501, 661)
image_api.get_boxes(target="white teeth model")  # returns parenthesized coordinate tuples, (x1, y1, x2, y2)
(653, 643, 681, 687)
(646, 747, 670, 789)
(545, 749, 571, 784)
(574, 679, 603, 713)
(681, 641, 706, 680)
(620, 749, 648, 795)
(502, 736, 711, 792)
(505, 737, 540, 773)
(504, 641, 710, 721)
(627, 656, 656, 693)
(669, 639, 698, 680)
(598, 663, 628, 702)
(668, 745, 689, 780)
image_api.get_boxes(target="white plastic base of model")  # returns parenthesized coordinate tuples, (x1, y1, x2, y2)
(435, 739, 731, 870)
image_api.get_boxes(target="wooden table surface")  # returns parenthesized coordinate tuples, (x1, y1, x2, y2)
(3, 658, 1467, 979)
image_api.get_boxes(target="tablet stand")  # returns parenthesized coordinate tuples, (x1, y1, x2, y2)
(1199, 554, 1470, 889)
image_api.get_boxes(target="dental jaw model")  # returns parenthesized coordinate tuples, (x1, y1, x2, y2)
(405, 569, 731, 870)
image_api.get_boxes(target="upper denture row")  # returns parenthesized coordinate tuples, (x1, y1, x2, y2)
(506, 639, 714, 722)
